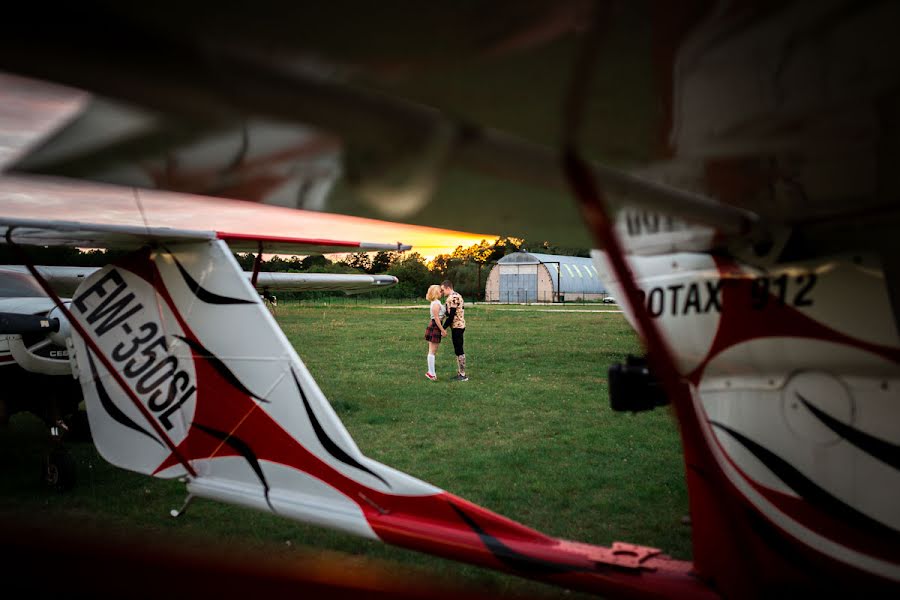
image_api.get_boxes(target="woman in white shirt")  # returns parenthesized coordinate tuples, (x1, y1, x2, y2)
(424, 284, 447, 380)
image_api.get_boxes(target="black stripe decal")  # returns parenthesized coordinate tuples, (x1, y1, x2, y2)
(86, 350, 164, 448)
(798, 393, 900, 471)
(193, 423, 275, 512)
(175, 335, 268, 403)
(711, 421, 900, 541)
(291, 369, 390, 489)
(168, 252, 254, 305)
(448, 502, 590, 575)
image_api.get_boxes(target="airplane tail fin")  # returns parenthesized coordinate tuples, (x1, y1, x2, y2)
(68, 240, 710, 598)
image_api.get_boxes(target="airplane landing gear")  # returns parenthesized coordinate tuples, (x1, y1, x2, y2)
(42, 419, 76, 491)
(42, 444, 76, 492)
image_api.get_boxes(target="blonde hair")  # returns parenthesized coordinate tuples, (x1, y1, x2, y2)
(426, 284, 442, 301)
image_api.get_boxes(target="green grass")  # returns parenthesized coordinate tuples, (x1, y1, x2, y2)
(0, 302, 689, 597)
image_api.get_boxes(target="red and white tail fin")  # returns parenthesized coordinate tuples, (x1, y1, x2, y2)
(69, 241, 710, 598)
(70, 241, 437, 538)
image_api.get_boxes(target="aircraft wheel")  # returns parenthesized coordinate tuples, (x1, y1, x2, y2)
(42, 447, 76, 492)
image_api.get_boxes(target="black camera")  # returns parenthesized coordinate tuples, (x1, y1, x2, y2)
(608, 355, 668, 413)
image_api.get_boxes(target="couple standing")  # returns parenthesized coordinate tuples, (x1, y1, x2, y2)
(424, 280, 468, 382)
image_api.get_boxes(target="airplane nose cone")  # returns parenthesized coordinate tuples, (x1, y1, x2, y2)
(46, 304, 71, 347)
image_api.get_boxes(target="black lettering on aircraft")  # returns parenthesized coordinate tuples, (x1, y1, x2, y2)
(111, 329, 196, 431)
(704, 281, 723, 312)
(647, 288, 664, 317)
(112, 322, 158, 362)
(641, 273, 816, 318)
(623, 211, 685, 237)
(73, 269, 122, 312)
(749, 273, 817, 310)
(642, 281, 724, 318)
(76, 270, 196, 431)
(73, 269, 143, 336)
(157, 382, 196, 430)
(793, 274, 817, 307)
(683, 284, 702, 314)
(123, 335, 168, 379)
(667, 284, 684, 315)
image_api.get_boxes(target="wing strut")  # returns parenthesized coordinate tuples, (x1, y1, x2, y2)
(250, 241, 263, 288)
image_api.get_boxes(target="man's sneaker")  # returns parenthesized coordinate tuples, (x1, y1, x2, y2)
(425, 372, 437, 381)
(453, 374, 469, 382)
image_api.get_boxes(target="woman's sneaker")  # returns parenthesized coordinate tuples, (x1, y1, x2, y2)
(453, 374, 469, 381)
(425, 372, 437, 381)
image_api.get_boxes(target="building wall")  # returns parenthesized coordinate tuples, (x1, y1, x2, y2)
(485, 254, 608, 303)
(498, 263, 538, 303)
(485, 263, 563, 302)
(485, 265, 500, 301)
(536, 263, 555, 302)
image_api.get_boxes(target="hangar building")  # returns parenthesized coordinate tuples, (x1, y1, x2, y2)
(483, 252, 607, 303)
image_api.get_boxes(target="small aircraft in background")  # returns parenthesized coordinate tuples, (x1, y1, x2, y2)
(0, 254, 401, 491)
(0, 2, 898, 598)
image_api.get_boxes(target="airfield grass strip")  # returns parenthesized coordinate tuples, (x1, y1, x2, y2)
(0, 302, 689, 598)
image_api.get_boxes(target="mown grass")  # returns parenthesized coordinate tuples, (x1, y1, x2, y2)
(0, 302, 689, 598)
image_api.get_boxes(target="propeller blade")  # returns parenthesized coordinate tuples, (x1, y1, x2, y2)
(0, 312, 60, 335)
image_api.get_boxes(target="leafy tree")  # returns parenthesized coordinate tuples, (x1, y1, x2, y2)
(266, 255, 305, 272)
(232, 252, 258, 271)
(341, 252, 372, 272)
(300, 254, 332, 270)
(303, 262, 362, 274)
(488, 237, 523, 260)
(370, 251, 396, 274)
(386, 252, 431, 298)
(520, 239, 589, 257)
(0, 246, 132, 266)
(428, 253, 453, 277)
(442, 262, 479, 299)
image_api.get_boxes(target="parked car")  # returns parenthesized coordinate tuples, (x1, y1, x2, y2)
(602, 296, 616, 304)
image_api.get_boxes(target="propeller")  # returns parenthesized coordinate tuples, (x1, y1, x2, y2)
(4, 309, 71, 375)
(0, 312, 60, 335)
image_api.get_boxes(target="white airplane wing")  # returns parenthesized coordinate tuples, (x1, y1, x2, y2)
(0, 216, 408, 255)
(252, 272, 398, 294)
(0, 265, 398, 297)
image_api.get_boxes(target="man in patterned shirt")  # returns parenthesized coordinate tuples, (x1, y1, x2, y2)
(440, 280, 468, 381)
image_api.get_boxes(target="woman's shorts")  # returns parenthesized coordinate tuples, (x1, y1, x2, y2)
(424, 321, 443, 343)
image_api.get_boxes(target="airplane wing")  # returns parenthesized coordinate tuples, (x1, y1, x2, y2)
(251, 272, 398, 294)
(0, 217, 408, 255)
(0, 265, 399, 297)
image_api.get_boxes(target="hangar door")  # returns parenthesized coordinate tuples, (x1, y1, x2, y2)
(499, 264, 538, 303)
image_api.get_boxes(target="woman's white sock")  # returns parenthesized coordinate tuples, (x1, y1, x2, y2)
(427, 353, 435, 376)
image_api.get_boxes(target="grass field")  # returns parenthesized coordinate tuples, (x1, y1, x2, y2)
(0, 302, 689, 597)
